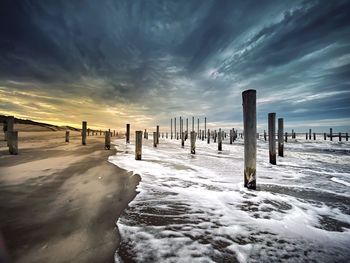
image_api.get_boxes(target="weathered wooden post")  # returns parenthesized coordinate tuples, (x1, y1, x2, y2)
(264, 130, 267, 141)
(65, 131, 69, 142)
(105, 131, 111, 150)
(214, 130, 217, 143)
(175, 118, 177, 140)
(82, 121, 87, 145)
(197, 118, 199, 138)
(179, 117, 182, 139)
(3, 119, 7, 141)
(135, 131, 142, 160)
(346, 133, 349, 141)
(181, 119, 185, 148)
(306, 133, 308, 140)
(268, 113, 276, 165)
(8, 131, 18, 155)
(5, 116, 14, 145)
(218, 128, 222, 151)
(126, 124, 130, 143)
(100, 130, 102, 136)
(324, 133, 326, 140)
(207, 129, 210, 144)
(313, 133, 316, 140)
(156, 125, 159, 144)
(292, 129, 294, 139)
(190, 131, 196, 154)
(242, 89, 256, 190)
(330, 128, 333, 141)
(171, 119, 173, 139)
(153, 132, 157, 147)
(166, 132, 168, 139)
(87, 128, 90, 136)
(204, 117, 207, 138)
(278, 118, 284, 157)
(339, 132, 342, 142)
(230, 129, 233, 144)
(309, 129, 311, 140)
(285, 132, 288, 143)
(186, 118, 188, 140)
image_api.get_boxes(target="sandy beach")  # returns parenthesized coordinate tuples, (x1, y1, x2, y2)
(0, 127, 140, 263)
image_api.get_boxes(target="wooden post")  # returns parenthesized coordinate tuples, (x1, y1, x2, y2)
(82, 121, 87, 145)
(190, 131, 196, 154)
(214, 130, 217, 143)
(100, 130, 102, 136)
(171, 119, 173, 139)
(346, 133, 348, 141)
(309, 129, 311, 140)
(186, 118, 188, 140)
(166, 132, 168, 139)
(135, 131, 142, 160)
(218, 128, 222, 151)
(126, 124, 130, 143)
(207, 129, 210, 144)
(153, 132, 157, 147)
(181, 119, 184, 148)
(292, 129, 294, 139)
(324, 133, 326, 140)
(204, 117, 207, 138)
(264, 130, 267, 141)
(339, 132, 342, 142)
(306, 133, 308, 140)
(87, 128, 90, 136)
(105, 131, 111, 150)
(330, 128, 333, 141)
(156, 125, 159, 144)
(8, 131, 18, 155)
(65, 131, 69, 142)
(230, 129, 233, 144)
(179, 117, 182, 139)
(268, 113, 276, 165)
(192, 116, 194, 131)
(197, 118, 199, 138)
(3, 118, 7, 141)
(242, 89, 256, 190)
(285, 132, 288, 143)
(114, 130, 116, 137)
(278, 118, 284, 157)
(175, 118, 177, 140)
(313, 133, 316, 140)
(201, 130, 204, 141)
(6, 116, 14, 145)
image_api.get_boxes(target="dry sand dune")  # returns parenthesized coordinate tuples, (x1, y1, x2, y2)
(0, 128, 140, 263)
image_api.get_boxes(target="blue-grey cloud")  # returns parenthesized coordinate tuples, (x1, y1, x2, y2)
(0, 0, 349, 131)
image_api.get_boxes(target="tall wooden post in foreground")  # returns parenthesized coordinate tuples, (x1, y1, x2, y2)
(268, 113, 276, 165)
(242, 89, 256, 190)
(126, 124, 130, 143)
(135, 131, 142, 160)
(8, 131, 18, 155)
(190, 131, 196, 154)
(105, 131, 111, 150)
(82, 121, 87, 145)
(278, 118, 284, 157)
(65, 131, 70, 143)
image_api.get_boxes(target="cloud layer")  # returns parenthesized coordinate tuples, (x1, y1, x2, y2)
(0, 0, 349, 131)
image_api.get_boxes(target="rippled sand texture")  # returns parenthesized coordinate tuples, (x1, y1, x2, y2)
(109, 135, 350, 263)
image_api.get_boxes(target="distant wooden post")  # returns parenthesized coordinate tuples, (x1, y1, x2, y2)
(346, 133, 349, 141)
(171, 119, 173, 139)
(156, 125, 159, 144)
(65, 131, 69, 142)
(313, 133, 316, 140)
(268, 113, 276, 165)
(135, 131, 142, 160)
(230, 129, 233, 144)
(292, 129, 294, 139)
(204, 117, 207, 138)
(264, 130, 267, 141)
(153, 132, 157, 147)
(105, 131, 111, 150)
(8, 131, 18, 155)
(197, 118, 199, 138)
(5, 116, 14, 145)
(166, 132, 168, 139)
(285, 132, 288, 143)
(207, 129, 210, 144)
(278, 118, 284, 157)
(175, 118, 177, 140)
(186, 118, 188, 140)
(330, 128, 333, 141)
(100, 130, 102, 136)
(306, 133, 308, 140)
(324, 133, 326, 140)
(82, 121, 87, 145)
(339, 132, 342, 142)
(190, 131, 196, 154)
(201, 130, 204, 141)
(242, 89, 256, 189)
(218, 128, 222, 151)
(309, 129, 311, 140)
(114, 130, 116, 137)
(126, 124, 130, 143)
(87, 128, 90, 136)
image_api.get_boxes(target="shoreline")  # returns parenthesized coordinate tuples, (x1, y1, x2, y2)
(0, 130, 140, 263)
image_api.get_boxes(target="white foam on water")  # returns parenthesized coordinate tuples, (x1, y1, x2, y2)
(110, 136, 350, 262)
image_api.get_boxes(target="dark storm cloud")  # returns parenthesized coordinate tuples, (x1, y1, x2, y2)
(0, 0, 349, 130)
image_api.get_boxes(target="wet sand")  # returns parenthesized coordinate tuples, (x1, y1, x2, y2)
(0, 129, 140, 263)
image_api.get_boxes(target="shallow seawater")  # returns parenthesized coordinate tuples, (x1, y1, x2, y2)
(109, 136, 350, 263)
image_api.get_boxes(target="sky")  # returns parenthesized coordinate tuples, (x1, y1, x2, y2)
(0, 0, 350, 132)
